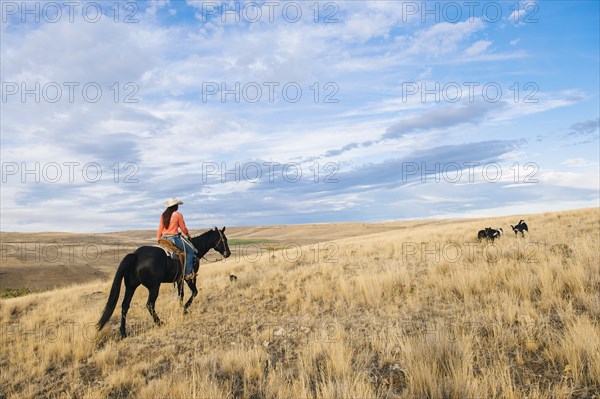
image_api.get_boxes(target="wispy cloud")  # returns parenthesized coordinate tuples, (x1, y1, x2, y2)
(567, 117, 600, 137)
(1, 1, 598, 232)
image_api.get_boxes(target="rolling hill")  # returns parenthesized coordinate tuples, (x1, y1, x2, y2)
(0, 208, 598, 398)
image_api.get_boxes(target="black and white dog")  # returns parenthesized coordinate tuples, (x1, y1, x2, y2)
(511, 220, 528, 237)
(478, 227, 503, 241)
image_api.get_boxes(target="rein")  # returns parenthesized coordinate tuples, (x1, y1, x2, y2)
(181, 235, 198, 254)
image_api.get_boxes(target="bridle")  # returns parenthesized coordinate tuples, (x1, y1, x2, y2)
(202, 227, 227, 262)
(214, 228, 226, 255)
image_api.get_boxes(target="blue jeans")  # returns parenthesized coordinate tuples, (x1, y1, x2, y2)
(163, 235, 195, 275)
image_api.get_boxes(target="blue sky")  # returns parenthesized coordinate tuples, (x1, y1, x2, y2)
(1, 0, 598, 232)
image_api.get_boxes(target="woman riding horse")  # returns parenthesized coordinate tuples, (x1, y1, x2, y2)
(158, 197, 196, 280)
(98, 223, 231, 338)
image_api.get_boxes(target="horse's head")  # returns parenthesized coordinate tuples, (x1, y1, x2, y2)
(213, 226, 231, 258)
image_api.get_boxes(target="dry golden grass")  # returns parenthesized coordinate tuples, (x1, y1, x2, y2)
(1, 207, 599, 398)
(0, 222, 412, 292)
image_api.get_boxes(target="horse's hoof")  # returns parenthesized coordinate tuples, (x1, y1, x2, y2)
(120, 332, 127, 339)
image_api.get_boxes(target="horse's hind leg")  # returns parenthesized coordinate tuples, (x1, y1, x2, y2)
(120, 285, 137, 338)
(177, 281, 184, 307)
(183, 279, 198, 314)
(146, 285, 163, 326)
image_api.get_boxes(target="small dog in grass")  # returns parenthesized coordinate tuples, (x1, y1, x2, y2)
(511, 220, 528, 237)
(478, 227, 503, 241)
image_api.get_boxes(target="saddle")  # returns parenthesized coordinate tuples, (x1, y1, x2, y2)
(157, 239, 185, 283)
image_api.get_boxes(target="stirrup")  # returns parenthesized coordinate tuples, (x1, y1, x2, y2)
(184, 272, 195, 281)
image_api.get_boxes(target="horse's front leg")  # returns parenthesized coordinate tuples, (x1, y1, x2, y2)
(183, 279, 198, 314)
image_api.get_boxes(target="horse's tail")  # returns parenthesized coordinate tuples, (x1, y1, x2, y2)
(97, 252, 136, 331)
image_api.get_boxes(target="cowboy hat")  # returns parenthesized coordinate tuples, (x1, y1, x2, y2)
(164, 197, 183, 208)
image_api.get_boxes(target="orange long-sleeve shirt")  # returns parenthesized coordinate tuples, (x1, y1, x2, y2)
(157, 211, 190, 240)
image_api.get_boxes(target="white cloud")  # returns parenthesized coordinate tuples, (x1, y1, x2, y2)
(540, 170, 600, 191)
(1, 19, 165, 85)
(1, 1, 598, 232)
(403, 19, 486, 58)
(509, 1, 537, 24)
(465, 40, 492, 56)
(562, 158, 596, 167)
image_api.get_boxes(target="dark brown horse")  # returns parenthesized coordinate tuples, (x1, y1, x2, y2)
(98, 227, 231, 338)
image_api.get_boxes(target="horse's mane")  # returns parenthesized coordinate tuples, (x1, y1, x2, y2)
(194, 229, 216, 239)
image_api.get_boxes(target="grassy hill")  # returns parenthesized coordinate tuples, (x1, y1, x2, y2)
(0, 208, 598, 398)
